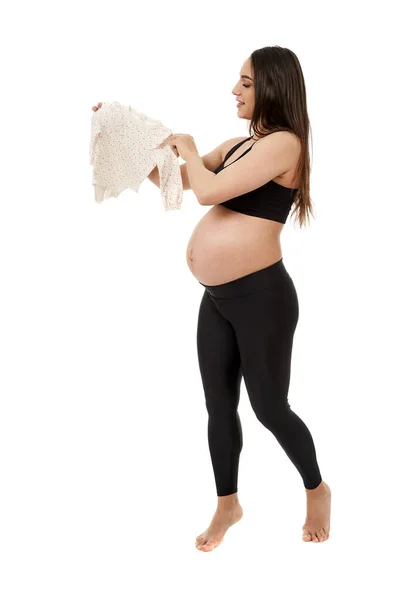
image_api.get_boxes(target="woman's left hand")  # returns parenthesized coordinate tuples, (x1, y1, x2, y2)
(166, 134, 199, 162)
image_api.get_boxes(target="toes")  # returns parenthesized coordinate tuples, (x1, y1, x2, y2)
(202, 541, 217, 552)
(195, 539, 203, 548)
(305, 528, 330, 542)
(322, 528, 330, 540)
(316, 530, 324, 542)
(198, 541, 210, 551)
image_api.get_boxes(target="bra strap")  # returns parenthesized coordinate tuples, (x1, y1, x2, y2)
(222, 136, 252, 165)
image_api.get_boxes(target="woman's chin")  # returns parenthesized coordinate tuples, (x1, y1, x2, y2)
(237, 106, 249, 118)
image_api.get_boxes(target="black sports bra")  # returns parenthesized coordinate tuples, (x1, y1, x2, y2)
(213, 134, 299, 224)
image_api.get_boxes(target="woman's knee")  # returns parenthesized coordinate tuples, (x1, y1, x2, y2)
(205, 393, 239, 418)
(250, 396, 292, 430)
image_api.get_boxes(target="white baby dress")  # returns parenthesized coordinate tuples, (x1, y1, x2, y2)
(89, 101, 183, 210)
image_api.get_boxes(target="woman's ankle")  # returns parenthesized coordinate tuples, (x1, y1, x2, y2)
(217, 492, 239, 506)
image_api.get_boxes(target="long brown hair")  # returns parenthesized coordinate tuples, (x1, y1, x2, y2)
(248, 46, 314, 228)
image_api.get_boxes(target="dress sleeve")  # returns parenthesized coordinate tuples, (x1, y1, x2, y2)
(154, 146, 183, 211)
(89, 109, 103, 166)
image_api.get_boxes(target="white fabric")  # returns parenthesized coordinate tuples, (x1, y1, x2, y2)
(89, 101, 183, 210)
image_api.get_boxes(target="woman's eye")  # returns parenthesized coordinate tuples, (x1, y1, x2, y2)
(243, 84, 250, 88)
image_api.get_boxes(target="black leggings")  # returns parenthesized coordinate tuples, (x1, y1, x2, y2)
(196, 258, 322, 496)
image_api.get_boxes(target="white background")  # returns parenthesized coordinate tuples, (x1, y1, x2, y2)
(1, 0, 399, 598)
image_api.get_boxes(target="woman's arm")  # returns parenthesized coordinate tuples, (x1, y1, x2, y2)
(147, 139, 232, 191)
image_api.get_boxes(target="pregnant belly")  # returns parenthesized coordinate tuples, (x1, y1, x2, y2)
(186, 205, 283, 286)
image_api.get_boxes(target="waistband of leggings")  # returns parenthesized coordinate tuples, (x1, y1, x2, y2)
(198, 258, 292, 299)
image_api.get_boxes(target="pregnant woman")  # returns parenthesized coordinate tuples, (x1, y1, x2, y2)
(92, 46, 331, 552)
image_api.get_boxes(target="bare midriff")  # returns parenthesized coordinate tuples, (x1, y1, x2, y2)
(185, 137, 300, 286)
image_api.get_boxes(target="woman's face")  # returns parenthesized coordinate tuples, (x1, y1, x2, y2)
(232, 57, 255, 121)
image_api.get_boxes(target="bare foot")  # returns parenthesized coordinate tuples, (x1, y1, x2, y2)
(302, 481, 331, 542)
(195, 493, 243, 552)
